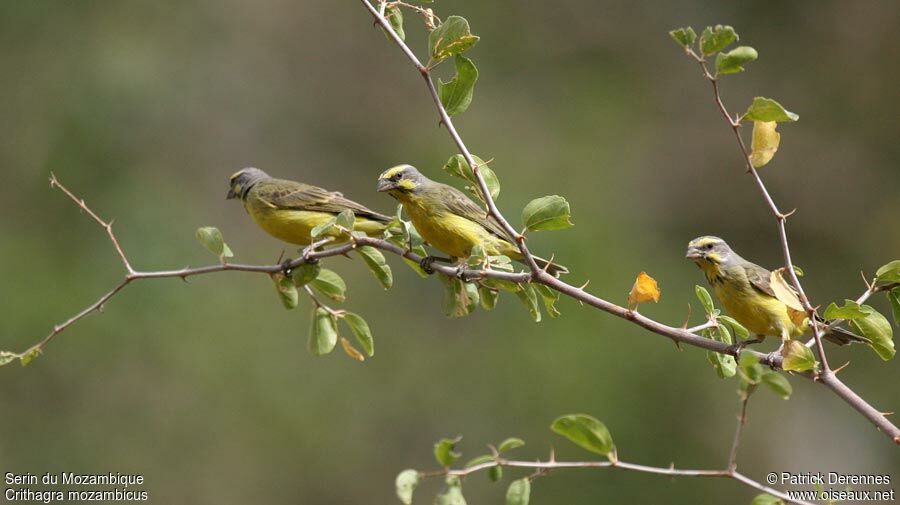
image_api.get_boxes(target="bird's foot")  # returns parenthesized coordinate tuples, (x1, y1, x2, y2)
(420, 256, 437, 275)
(281, 257, 294, 274)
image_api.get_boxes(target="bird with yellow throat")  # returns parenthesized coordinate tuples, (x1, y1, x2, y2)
(376, 164, 568, 276)
(686, 236, 865, 353)
(227, 167, 393, 246)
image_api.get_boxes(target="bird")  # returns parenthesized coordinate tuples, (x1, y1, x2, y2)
(376, 164, 568, 276)
(227, 167, 393, 246)
(685, 235, 865, 352)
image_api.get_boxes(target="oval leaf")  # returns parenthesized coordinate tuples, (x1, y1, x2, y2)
(310, 269, 346, 303)
(743, 97, 799, 122)
(340, 337, 365, 362)
(695, 285, 715, 316)
(781, 340, 817, 372)
(522, 195, 573, 232)
(434, 436, 463, 467)
(270, 272, 299, 309)
(875, 260, 900, 282)
(669, 27, 696, 48)
(358, 246, 393, 289)
(761, 372, 792, 399)
(196, 226, 233, 259)
(505, 478, 530, 505)
(850, 308, 894, 361)
(497, 437, 525, 453)
(291, 262, 322, 288)
(550, 414, 615, 458)
(429, 16, 479, 63)
(342, 312, 374, 357)
(515, 284, 541, 322)
(439, 55, 479, 116)
(700, 25, 737, 55)
(308, 307, 338, 356)
(715, 45, 757, 75)
(395, 469, 419, 505)
(442, 154, 500, 201)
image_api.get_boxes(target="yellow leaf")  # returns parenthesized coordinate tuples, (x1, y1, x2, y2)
(749, 120, 780, 168)
(628, 271, 661, 309)
(770, 268, 805, 312)
(340, 337, 365, 362)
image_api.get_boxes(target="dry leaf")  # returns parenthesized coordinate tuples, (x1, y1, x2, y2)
(340, 337, 365, 362)
(628, 271, 661, 309)
(749, 120, 780, 168)
(770, 268, 805, 312)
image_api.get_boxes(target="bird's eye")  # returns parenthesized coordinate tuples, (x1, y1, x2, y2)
(392, 174, 401, 181)
(705, 243, 714, 250)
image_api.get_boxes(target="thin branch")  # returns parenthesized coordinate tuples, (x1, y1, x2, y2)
(727, 391, 752, 472)
(422, 457, 811, 505)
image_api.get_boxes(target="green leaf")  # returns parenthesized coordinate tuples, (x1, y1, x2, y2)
(291, 262, 321, 287)
(738, 354, 763, 384)
(781, 340, 817, 372)
(761, 372, 792, 400)
(718, 315, 749, 342)
(442, 154, 500, 201)
(271, 272, 299, 309)
(464, 454, 494, 468)
(488, 466, 503, 483)
(385, 5, 405, 42)
(823, 300, 869, 320)
(395, 469, 418, 505)
(505, 478, 530, 505)
(434, 436, 462, 467)
(435, 476, 467, 505)
(335, 209, 355, 231)
(699, 25, 737, 55)
(308, 307, 338, 356)
(497, 437, 525, 453)
(875, 260, 900, 282)
(429, 16, 479, 63)
(195, 226, 233, 260)
(550, 414, 615, 458)
(824, 300, 894, 359)
(310, 216, 337, 238)
(850, 309, 894, 360)
(534, 284, 561, 318)
(742, 97, 799, 122)
(358, 246, 393, 289)
(888, 289, 900, 326)
(751, 494, 784, 505)
(707, 350, 737, 378)
(0, 351, 17, 367)
(342, 312, 374, 357)
(522, 195, 573, 232)
(695, 285, 715, 315)
(310, 269, 346, 303)
(669, 27, 696, 48)
(715, 46, 758, 75)
(19, 348, 40, 367)
(481, 278, 521, 293)
(515, 284, 542, 322)
(479, 285, 499, 310)
(439, 55, 479, 116)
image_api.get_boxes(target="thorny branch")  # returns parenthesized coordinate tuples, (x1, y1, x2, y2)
(361, 0, 898, 443)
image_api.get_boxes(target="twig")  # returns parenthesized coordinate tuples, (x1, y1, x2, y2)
(727, 391, 752, 472)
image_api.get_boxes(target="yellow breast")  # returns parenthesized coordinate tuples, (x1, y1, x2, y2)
(402, 196, 510, 259)
(243, 198, 386, 246)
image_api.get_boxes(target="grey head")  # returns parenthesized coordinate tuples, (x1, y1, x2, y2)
(685, 236, 739, 266)
(227, 167, 270, 200)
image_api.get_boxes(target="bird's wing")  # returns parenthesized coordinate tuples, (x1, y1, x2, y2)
(255, 179, 391, 222)
(742, 262, 778, 298)
(439, 183, 511, 240)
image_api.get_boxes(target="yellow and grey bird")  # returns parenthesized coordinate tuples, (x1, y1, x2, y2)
(686, 236, 865, 350)
(227, 167, 393, 245)
(376, 164, 568, 276)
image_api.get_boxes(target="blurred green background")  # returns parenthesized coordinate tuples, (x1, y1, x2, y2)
(1, 1, 898, 503)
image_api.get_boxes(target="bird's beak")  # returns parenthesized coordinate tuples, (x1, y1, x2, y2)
(226, 187, 237, 200)
(685, 246, 703, 260)
(376, 178, 394, 193)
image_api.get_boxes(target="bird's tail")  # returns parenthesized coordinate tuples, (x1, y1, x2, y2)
(531, 255, 569, 276)
(821, 323, 869, 346)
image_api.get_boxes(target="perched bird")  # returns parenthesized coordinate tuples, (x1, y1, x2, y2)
(686, 236, 864, 351)
(376, 164, 568, 276)
(227, 167, 393, 245)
